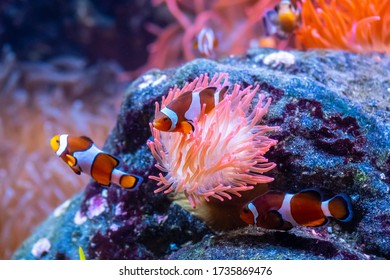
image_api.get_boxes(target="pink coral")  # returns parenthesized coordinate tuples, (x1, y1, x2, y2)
(147, 73, 278, 208)
(145, 0, 280, 70)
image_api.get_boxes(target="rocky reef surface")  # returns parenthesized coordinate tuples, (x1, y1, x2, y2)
(12, 48, 390, 260)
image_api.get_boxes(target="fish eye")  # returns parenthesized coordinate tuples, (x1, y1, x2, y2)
(163, 117, 169, 121)
(56, 139, 59, 143)
(243, 208, 249, 213)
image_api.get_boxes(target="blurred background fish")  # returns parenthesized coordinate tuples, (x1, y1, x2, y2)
(263, 0, 301, 39)
(193, 27, 219, 58)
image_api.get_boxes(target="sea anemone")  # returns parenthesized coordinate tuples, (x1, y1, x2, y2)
(147, 73, 278, 208)
(296, 0, 390, 53)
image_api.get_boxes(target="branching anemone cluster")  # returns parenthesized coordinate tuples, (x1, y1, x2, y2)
(296, 0, 390, 53)
(147, 73, 278, 208)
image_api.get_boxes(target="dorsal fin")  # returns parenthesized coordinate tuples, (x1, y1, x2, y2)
(80, 136, 94, 145)
(104, 153, 120, 168)
(297, 188, 323, 201)
(67, 135, 94, 153)
(200, 87, 217, 97)
(170, 91, 193, 104)
(218, 86, 229, 99)
(167, 91, 193, 120)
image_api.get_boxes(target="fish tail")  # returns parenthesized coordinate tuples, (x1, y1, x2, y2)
(324, 194, 353, 222)
(119, 174, 143, 189)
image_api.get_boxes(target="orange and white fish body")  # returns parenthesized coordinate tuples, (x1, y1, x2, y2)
(153, 86, 228, 134)
(263, 0, 300, 40)
(194, 27, 218, 58)
(240, 188, 353, 230)
(50, 134, 142, 189)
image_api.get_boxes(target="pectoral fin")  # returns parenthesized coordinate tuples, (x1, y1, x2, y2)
(180, 121, 194, 134)
(263, 210, 286, 230)
(65, 154, 77, 167)
(71, 165, 81, 175)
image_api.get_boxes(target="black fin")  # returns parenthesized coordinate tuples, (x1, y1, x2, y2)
(298, 188, 323, 200)
(263, 189, 285, 196)
(219, 86, 229, 100)
(200, 87, 217, 97)
(80, 136, 94, 145)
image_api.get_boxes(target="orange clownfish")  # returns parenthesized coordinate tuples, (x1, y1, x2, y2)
(263, 0, 300, 40)
(50, 134, 142, 189)
(240, 188, 353, 230)
(153, 86, 228, 134)
(193, 27, 218, 58)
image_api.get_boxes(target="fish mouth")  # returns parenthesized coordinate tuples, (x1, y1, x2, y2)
(152, 119, 169, 131)
(239, 211, 254, 225)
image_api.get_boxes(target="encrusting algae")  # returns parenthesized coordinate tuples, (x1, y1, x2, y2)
(147, 73, 279, 213)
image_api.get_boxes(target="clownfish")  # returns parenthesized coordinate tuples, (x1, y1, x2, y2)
(240, 188, 353, 230)
(153, 86, 228, 134)
(193, 27, 218, 58)
(263, 0, 300, 40)
(50, 134, 142, 189)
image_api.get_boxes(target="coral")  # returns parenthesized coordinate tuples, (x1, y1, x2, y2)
(146, 0, 280, 69)
(296, 0, 390, 53)
(147, 73, 278, 208)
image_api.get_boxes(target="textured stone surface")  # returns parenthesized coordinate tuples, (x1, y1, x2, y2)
(13, 48, 390, 260)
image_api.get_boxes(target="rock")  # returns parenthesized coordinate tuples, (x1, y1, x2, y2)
(169, 228, 370, 260)
(12, 48, 390, 259)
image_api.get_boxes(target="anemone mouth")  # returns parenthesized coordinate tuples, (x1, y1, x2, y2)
(147, 73, 278, 208)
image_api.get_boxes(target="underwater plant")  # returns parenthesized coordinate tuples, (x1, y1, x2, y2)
(296, 0, 390, 53)
(147, 73, 278, 208)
